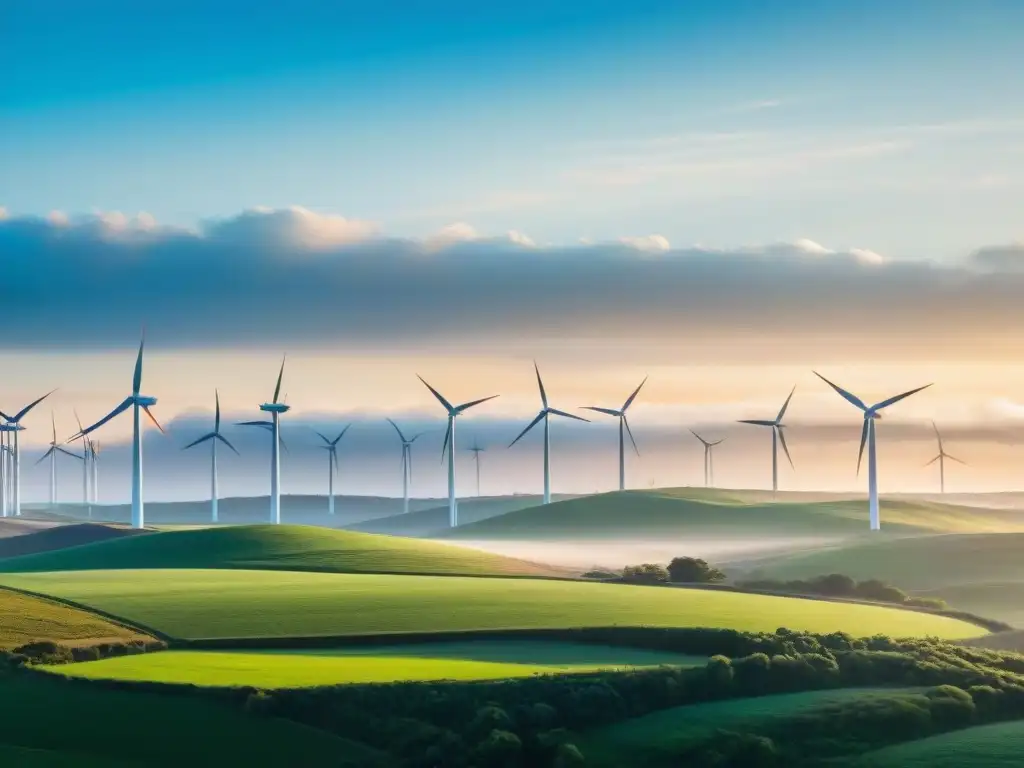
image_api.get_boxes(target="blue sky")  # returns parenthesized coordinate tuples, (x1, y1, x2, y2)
(3, 0, 1023, 257)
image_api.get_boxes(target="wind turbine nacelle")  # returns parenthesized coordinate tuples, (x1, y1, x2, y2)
(133, 395, 158, 407)
(260, 403, 291, 414)
(0, 424, 24, 432)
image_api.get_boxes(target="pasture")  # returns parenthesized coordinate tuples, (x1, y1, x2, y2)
(0, 587, 152, 650)
(854, 720, 1024, 766)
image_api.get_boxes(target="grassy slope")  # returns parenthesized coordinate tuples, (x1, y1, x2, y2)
(0, 673, 386, 767)
(349, 494, 573, 537)
(438, 489, 1022, 541)
(578, 687, 921, 768)
(0, 524, 147, 559)
(854, 720, 1024, 766)
(0, 587, 152, 650)
(46, 641, 707, 687)
(0, 569, 983, 641)
(0, 524, 568, 578)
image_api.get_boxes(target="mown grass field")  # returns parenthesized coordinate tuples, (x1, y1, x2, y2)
(0, 587, 152, 650)
(0, 569, 984, 641)
(854, 719, 1024, 766)
(578, 687, 922, 768)
(0, 673, 388, 767)
(45, 641, 707, 687)
(0, 524, 569, 578)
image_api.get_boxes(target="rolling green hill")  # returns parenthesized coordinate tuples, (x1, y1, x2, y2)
(0, 587, 153, 650)
(853, 720, 1024, 766)
(0, 524, 147, 559)
(0, 524, 569, 578)
(0, 569, 985, 641)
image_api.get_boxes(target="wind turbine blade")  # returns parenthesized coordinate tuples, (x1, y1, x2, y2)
(312, 429, 331, 445)
(56, 447, 83, 460)
(455, 394, 499, 414)
(10, 389, 57, 423)
(622, 376, 648, 411)
(182, 432, 216, 450)
(35, 448, 55, 465)
(272, 355, 286, 403)
(776, 385, 796, 423)
(813, 371, 868, 411)
(133, 335, 145, 395)
(547, 408, 590, 422)
(237, 420, 272, 428)
(777, 426, 794, 469)
(441, 420, 452, 462)
(386, 417, 408, 443)
(333, 423, 352, 445)
(534, 361, 548, 409)
(332, 449, 339, 472)
(509, 411, 545, 448)
(280, 435, 291, 455)
(75, 397, 133, 438)
(709, 439, 725, 446)
(409, 432, 426, 443)
(73, 409, 85, 441)
(407, 447, 413, 484)
(872, 383, 933, 412)
(924, 455, 940, 467)
(738, 419, 776, 426)
(623, 414, 640, 456)
(142, 406, 165, 434)
(215, 390, 221, 432)
(689, 429, 709, 445)
(51, 411, 56, 443)
(417, 376, 455, 413)
(856, 418, 869, 477)
(945, 454, 967, 466)
(215, 433, 240, 455)
(582, 406, 621, 417)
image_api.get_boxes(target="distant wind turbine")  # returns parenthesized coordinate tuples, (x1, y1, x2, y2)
(90, 440, 101, 506)
(690, 430, 725, 488)
(582, 376, 648, 491)
(0, 429, 10, 517)
(37, 413, 82, 506)
(738, 386, 796, 497)
(509, 363, 589, 504)
(70, 410, 93, 513)
(313, 425, 352, 516)
(386, 419, 424, 516)
(249, 356, 289, 524)
(814, 372, 932, 531)
(183, 390, 240, 523)
(925, 420, 965, 494)
(417, 376, 499, 527)
(467, 440, 485, 498)
(0, 389, 56, 517)
(70, 335, 164, 529)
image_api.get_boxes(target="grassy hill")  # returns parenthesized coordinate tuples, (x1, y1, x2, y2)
(437, 489, 1024, 541)
(853, 720, 1024, 766)
(0, 524, 148, 559)
(0, 524, 568, 578)
(0, 586, 153, 650)
(0, 569, 985, 641)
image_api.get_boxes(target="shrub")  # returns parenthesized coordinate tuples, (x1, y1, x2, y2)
(667, 557, 726, 584)
(621, 563, 669, 584)
(474, 729, 522, 768)
(854, 579, 909, 604)
(809, 573, 856, 596)
(580, 570, 618, 580)
(906, 596, 949, 610)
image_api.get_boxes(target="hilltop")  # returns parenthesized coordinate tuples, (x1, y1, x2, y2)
(0, 523, 148, 559)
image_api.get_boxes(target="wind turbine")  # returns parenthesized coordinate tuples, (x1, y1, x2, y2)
(250, 356, 289, 524)
(0, 389, 56, 517)
(0, 430, 9, 517)
(36, 413, 82, 507)
(386, 418, 424, 516)
(582, 376, 647, 491)
(313, 425, 352, 516)
(90, 441, 101, 505)
(70, 411, 93, 513)
(925, 420, 965, 494)
(183, 390, 239, 523)
(417, 376, 499, 527)
(510, 363, 589, 504)
(814, 372, 932, 531)
(690, 430, 725, 488)
(738, 386, 796, 497)
(467, 440, 485, 498)
(71, 335, 164, 529)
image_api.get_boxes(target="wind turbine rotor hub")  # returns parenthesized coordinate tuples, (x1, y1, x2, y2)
(260, 403, 291, 413)
(134, 395, 158, 407)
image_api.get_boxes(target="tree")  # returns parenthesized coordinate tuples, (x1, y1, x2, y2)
(622, 563, 669, 583)
(668, 557, 726, 584)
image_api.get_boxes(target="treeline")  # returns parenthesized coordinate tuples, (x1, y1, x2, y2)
(5, 638, 167, 666)
(738, 573, 946, 609)
(584, 557, 726, 585)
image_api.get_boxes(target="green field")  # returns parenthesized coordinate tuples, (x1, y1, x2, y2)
(854, 720, 1024, 766)
(0, 569, 984, 641)
(0, 524, 568, 578)
(578, 687, 921, 767)
(0, 673, 387, 767)
(46, 640, 707, 687)
(0, 587, 152, 650)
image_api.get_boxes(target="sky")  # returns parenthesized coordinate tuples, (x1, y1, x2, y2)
(2, 1, 1024, 501)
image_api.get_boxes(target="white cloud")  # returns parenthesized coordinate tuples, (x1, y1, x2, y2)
(424, 221, 479, 250)
(849, 247, 885, 265)
(970, 242, 1024, 271)
(619, 234, 671, 252)
(506, 230, 535, 248)
(204, 205, 378, 250)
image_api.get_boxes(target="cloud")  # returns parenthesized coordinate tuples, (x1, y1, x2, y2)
(970, 242, 1024, 271)
(1, 206, 1023, 360)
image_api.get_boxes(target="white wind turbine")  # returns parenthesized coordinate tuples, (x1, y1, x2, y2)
(386, 418, 425, 517)
(183, 390, 240, 523)
(1, 390, 56, 517)
(509, 363, 589, 504)
(70, 411, 93, 515)
(925, 420, 965, 494)
(37, 413, 82, 507)
(247, 356, 289, 524)
(417, 376, 499, 528)
(313, 425, 352, 516)
(582, 376, 647, 491)
(690, 430, 725, 488)
(0, 429, 11, 517)
(738, 386, 796, 497)
(89, 440, 101, 506)
(814, 372, 932, 531)
(467, 440, 485, 498)
(71, 335, 164, 529)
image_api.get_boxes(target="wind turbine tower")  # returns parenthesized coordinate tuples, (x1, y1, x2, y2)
(255, 356, 289, 525)
(582, 377, 648, 491)
(183, 391, 240, 522)
(925, 420, 965, 494)
(37, 413, 82, 506)
(690, 430, 725, 487)
(738, 386, 796, 497)
(70, 411, 93, 513)
(314, 425, 352, 515)
(417, 376, 499, 527)
(814, 372, 932, 531)
(467, 440, 485, 497)
(386, 418, 424, 516)
(509, 363, 588, 504)
(71, 335, 164, 529)
(1, 390, 56, 517)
